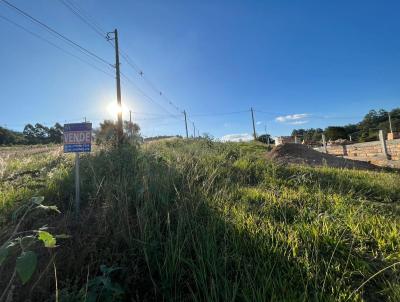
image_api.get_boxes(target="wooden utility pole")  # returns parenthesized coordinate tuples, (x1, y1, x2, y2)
(388, 112, 393, 133)
(322, 133, 327, 153)
(107, 29, 123, 143)
(379, 130, 389, 159)
(75, 153, 80, 216)
(265, 124, 270, 146)
(251, 107, 256, 140)
(183, 110, 189, 138)
(129, 110, 133, 138)
(192, 122, 196, 138)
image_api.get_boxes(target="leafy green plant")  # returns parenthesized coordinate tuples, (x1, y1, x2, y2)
(0, 196, 67, 300)
(87, 265, 125, 302)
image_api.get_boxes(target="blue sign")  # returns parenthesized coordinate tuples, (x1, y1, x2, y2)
(64, 122, 92, 153)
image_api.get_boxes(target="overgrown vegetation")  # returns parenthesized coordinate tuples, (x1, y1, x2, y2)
(0, 139, 399, 301)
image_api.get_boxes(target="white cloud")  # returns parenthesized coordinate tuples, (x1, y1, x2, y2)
(288, 120, 309, 125)
(256, 121, 262, 125)
(275, 113, 309, 123)
(221, 133, 253, 142)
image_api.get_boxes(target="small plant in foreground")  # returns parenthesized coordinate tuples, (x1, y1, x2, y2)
(86, 265, 125, 302)
(0, 196, 68, 300)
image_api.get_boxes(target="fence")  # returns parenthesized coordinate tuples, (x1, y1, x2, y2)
(314, 137, 400, 166)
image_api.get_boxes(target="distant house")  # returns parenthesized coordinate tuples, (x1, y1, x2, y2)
(275, 136, 297, 145)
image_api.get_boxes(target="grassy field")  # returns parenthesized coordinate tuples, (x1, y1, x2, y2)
(0, 139, 399, 301)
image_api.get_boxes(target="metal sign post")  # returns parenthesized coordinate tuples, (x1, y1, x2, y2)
(63, 122, 92, 217)
(75, 153, 80, 214)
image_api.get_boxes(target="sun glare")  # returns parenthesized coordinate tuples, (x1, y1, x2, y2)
(107, 102, 126, 117)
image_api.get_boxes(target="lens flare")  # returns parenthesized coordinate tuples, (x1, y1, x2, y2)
(107, 102, 126, 117)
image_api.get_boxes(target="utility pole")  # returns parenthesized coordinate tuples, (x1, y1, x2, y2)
(129, 110, 133, 138)
(192, 122, 196, 138)
(107, 29, 123, 144)
(251, 107, 256, 140)
(183, 110, 189, 138)
(265, 124, 270, 146)
(389, 112, 393, 133)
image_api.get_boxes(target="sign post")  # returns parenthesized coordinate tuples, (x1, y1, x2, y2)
(75, 153, 80, 214)
(63, 122, 92, 217)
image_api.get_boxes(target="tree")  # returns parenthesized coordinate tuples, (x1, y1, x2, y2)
(23, 124, 37, 144)
(123, 121, 140, 137)
(0, 126, 25, 145)
(291, 107, 400, 143)
(324, 126, 347, 140)
(33, 123, 49, 142)
(257, 134, 275, 145)
(48, 123, 63, 143)
(94, 120, 117, 145)
(95, 120, 141, 145)
(291, 128, 322, 142)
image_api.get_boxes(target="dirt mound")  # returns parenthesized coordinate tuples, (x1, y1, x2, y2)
(266, 143, 377, 170)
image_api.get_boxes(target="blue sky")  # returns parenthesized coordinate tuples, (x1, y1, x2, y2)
(1, 0, 399, 139)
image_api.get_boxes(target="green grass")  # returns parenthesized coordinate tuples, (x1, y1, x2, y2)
(0, 139, 399, 301)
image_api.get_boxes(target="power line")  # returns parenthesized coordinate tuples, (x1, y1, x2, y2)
(0, 14, 114, 78)
(56, 0, 186, 124)
(119, 50, 183, 113)
(120, 72, 182, 121)
(57, 0, 106, 39)
(0, 0, 112, 68)
(61, 0, 106, 35)
(254, 110, 363, 120)
(57, 0, 185, 115)
(190, 110, 250, 117)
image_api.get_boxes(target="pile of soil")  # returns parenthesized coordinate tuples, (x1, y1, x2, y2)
(266, 143, 378, 170)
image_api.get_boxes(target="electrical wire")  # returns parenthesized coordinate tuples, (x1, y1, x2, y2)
(58, 0, 106, 39)
(61, 0, 106, 35)
(190, 110, 250, 117)
(0, 14, 115, 78)
(58, 0, 185, 114)
(120, 72, 183, 120)
(0, 0, 113, 68)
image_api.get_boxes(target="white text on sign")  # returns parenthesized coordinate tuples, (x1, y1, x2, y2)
(64, 131, 91, 144)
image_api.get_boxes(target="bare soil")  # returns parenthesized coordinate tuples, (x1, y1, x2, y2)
(266, 143, 378, 170)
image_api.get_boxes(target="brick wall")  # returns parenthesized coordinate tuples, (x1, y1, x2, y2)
(314, 138, 400, 165)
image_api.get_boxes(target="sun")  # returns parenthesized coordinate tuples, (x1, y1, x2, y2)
(107, 102, 127, 117)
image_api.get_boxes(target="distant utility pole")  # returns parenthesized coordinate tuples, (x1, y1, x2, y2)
(265, 124, 270, 146)
(129, 110, 133, 138)
(251, 107, 257, 140)
(183, 110, 189, 138)
(192, 122, 196, 138)
(107, 29, 123, 144)
(388, 112, 393, 133)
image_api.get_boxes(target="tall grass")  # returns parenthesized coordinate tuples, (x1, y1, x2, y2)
(0, 139, 399, 301)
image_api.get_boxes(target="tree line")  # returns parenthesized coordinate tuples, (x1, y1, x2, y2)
(1, 108, 399, 145)
(292, 108, 400, 142)
(0, 120, 142, 146)
(0, 123, 63, 145)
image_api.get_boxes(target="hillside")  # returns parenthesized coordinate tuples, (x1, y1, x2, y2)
(0, 140, 399, 301)
(292, 108, 400, 142)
